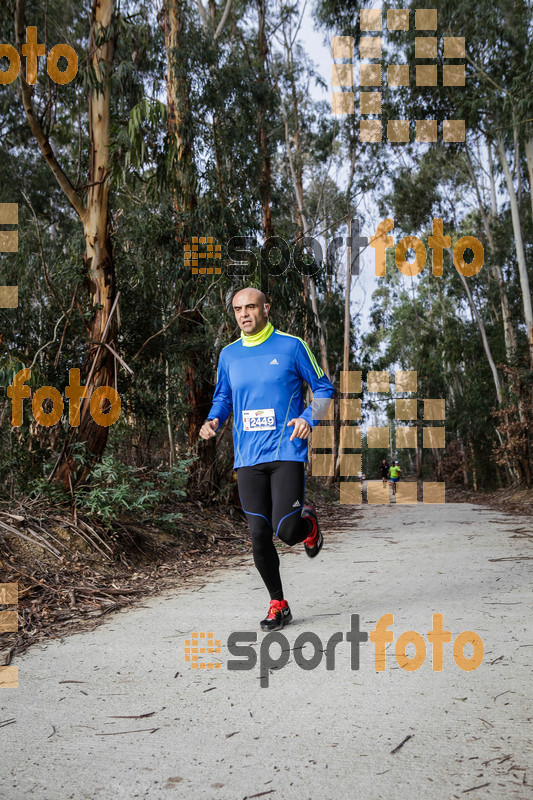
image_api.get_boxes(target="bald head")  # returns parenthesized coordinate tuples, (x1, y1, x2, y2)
(232, 287, 266, 306)
(232, 287, 271, 336)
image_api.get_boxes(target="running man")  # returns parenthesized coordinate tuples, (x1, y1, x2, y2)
(380, 459, 389, 487)
(389, 461, 401, 495)
(199, 287, 335, 632)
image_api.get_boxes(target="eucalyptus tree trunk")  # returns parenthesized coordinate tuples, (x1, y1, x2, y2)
(524, 137, 533, 223)
(163, 0, 197, 222)
(496, 134, 533, 365)
(163, 1, 206, 457)
(466, 143, 516, 361)
(284, 30, 310, 333)
(269, 36, 330, 378)
(257, 0, 274, 241)
(165, 359, 175, 467)
(163, 0, 234, 492)
(277, 94, 329, 376)
(458, 434, 469, 488)
(459, 273, 520, 482)
(16, 0, 117, 488)
(458, 272, 502, 404)
(196, 0, 234, 230)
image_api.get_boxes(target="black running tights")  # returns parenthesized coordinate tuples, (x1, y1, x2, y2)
(236, 460, 313, 601)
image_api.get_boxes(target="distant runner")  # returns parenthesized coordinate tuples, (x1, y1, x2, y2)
(199, 287, 335, 632)
(389, 461, 401, 495)
(380, 459, 389, 487)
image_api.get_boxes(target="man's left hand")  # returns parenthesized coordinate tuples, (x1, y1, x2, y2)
(287, 417, 311, 441)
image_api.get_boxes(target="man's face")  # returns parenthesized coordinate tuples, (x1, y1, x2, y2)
(232, 291, 269, 335)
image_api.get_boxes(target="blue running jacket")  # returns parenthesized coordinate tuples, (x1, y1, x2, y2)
(207, 322, 335, 469)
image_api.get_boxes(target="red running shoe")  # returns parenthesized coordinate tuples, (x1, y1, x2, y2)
(260, 599, 293, 631)
(302, 502, 323, 558)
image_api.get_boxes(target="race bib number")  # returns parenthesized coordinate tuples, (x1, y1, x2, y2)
(242, 408, 276, 431)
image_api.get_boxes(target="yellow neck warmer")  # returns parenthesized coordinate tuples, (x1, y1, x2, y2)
(241, 320, 274, 347)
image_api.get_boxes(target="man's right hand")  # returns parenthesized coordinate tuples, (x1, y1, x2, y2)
(199, 418, 219, 440)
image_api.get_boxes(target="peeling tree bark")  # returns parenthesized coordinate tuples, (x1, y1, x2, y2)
(163, 0, 217, 484)
(163, 0, 197, 223)
(16, 0, 117, 488)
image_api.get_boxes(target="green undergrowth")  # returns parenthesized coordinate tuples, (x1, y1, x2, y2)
(29, 452, 194, 530)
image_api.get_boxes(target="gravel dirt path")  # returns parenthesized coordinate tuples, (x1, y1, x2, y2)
(0, 502, 531, 799)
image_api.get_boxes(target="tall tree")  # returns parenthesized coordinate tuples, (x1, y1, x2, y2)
(161, 0, 235, 485)
(256, 0, 275, 240)
(15, 0, 117, 487)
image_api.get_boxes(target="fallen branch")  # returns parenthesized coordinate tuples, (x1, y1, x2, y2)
(107, 712, 156, 719)
(96, 727, 159, 735)
(462, 783, 491, 794)
(390, 734, 413, 754)
(74, 586, 144, 596)
(0, 519, 61, 558)
(488, 556, 533, 561)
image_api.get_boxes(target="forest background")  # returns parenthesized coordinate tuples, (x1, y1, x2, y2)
(1, 0, 532, 538)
